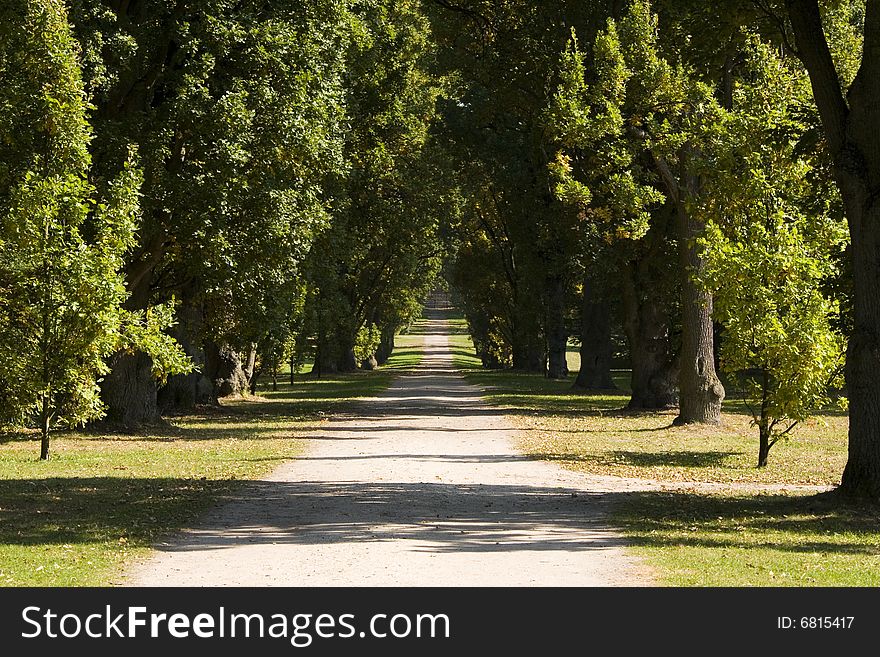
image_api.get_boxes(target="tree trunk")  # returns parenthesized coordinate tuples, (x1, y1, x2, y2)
(621, 263, 679, 409)
(100, 273, 160, 427)
(758, 424, 771, 468)
(39, 395, 50, 461)
(243, 344, 258, 394)
(546, 275, 569, 379)
(243, 345, 257, 382)
(101, 350, 161, 426)
(157, 283, 211, 413)
(785, 0, 880, 497)
(375, 325, 396, 365)
(204, 342, 249, 399)
(512, 342, 546, 372)
(673, 185, 724, 425)
(511, 315, 546, 372)
(337, 346, 358, 373)
(574, 275, 616, 390)
(837, 183, 880, 498)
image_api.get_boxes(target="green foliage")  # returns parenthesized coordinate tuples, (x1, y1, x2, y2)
(697, 37, 848, 464)
(546, 19, 664, 243)
(703, 218, 846, 439)
(0, 0, 187, 454)
(353, 324, 381, 364)
(67, 0, 354, 397)
(306, 0, 448, 371)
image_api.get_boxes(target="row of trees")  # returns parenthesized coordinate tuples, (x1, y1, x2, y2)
(434, 0, 877, 494)
(2, 0, 879, 501)
(1, 0, 449, 457)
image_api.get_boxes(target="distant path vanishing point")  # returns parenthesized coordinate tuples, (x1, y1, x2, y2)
(126, 310, 655, 586)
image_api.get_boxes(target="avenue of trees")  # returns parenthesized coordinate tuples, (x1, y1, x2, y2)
(0, 0, 877, 501)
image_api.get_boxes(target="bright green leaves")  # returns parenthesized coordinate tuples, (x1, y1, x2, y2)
(0, 1, 189, 453)
(702, 214, 846, 460)
(546, 7, 665, 244)
(695, 28, 848, 464)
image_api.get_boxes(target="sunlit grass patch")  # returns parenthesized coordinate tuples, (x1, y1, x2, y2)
(613, 490, 880, 586)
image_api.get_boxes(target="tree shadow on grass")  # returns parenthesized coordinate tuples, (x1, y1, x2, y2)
(0, 476, 248, 549)
(612, 490, 880, 556)
(610, 450, 743, 468)
(527, 450, 742, 469)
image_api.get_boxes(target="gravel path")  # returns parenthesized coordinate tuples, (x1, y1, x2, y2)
(125, 313, 656, 586)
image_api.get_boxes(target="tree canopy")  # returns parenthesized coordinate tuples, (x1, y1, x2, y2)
(0, 0, 876, 501)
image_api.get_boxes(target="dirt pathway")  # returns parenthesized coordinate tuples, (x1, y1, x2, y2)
(126, 312, 655, 586)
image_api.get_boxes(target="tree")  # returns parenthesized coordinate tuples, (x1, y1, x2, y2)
(307, 0, 446, 375)
(0, 0, 187, 458)
(546, 16, 684, 410)
(705, 217, 846, 466)
(430, 1, 623, 378)
(69, 0, 352, 422)
(785, 0, 880, 499)
(696, 34, 848, 466)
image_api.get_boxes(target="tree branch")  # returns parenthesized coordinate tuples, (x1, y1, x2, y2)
(785, 0, 849, 155)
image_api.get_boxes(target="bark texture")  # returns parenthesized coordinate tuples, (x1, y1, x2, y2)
(672, 174, 724, 425)
(622, 262, 679, 409)
(546, 275, 569, 379)
(101, 350, 161, 426)
(788, 0, 880, 498)
(574, 276, 616, 390)
(205, 342, 249, 399)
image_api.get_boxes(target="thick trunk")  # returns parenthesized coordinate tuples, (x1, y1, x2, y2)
(674, 195, 724, 425)
(838, 180, 880, 498)
(315, 329, 357, 374)
(100, 272, 160, 426)
(157, 284, 212, 412)
(511, 310, 545, 372)
(204, 342, 249, 399)
(786, 0, 880, 498)
(337, 346, 358, 373)
(574, 276, 616, 390)
(622, 263, 679, 409)
(546, 276, 569, 379)
(101, 350, 160, 426)
(512, 342, 545, 372)
(312, 342, 334, 377)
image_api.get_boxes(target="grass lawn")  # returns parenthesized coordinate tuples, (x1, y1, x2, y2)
(0, 362, 403, 586)
(448, 315, 880, 586)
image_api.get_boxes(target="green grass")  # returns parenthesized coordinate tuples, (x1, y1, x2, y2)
(0, 370, 398, 586)
(448, 318, 879, 585)
(382, 324, 426, 370)
(451, 331, 847, 486)
(615, 491, 880, 586)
